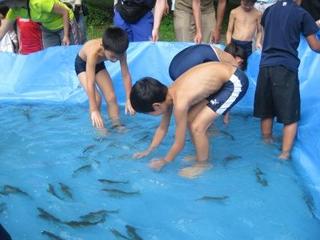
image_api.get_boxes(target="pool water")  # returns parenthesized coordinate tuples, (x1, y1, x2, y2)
(0, 104, 319, 240)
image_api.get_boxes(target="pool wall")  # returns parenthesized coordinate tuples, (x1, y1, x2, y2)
(0, 39, 319, 218)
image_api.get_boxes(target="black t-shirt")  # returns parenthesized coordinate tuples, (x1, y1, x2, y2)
(301, 0, 320, 21)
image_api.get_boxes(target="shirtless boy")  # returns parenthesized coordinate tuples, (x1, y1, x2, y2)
(130, 62, 249, 178)
(226, 0, 262, 57)
(75, 27, 134, 129)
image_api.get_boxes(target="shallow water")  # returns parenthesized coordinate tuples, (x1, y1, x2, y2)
(0, 104, 319, 240)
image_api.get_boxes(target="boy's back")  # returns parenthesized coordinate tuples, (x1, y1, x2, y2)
(171, 62, 236, 106)
(260, 0, 319, 71)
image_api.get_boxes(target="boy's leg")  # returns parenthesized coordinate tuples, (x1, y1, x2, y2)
(261, 117, 273, 143)
(95, 70, 120, 125)
(279, 122, 297, 159)
(180, 104, 218, 178)
(77, 72, 101, 108)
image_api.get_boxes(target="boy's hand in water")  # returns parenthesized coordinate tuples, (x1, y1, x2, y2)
(149, 158, 168, 170)
(91, 110, 104, 129)
(125, 99, 135, 115)
(133, 149, 152, 159)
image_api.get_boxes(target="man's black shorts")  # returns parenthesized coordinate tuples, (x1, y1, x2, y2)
(253, 65, 300, 124)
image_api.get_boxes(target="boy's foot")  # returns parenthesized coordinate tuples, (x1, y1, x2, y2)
(223, 113, 230, 125)
(263, 135, 274, 144)
(278, 151, 291, 160)
(179, 162, 212, 179)
(183, 155, 196, 162)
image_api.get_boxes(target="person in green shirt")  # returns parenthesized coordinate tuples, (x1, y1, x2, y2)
(0, 0, 79, 48)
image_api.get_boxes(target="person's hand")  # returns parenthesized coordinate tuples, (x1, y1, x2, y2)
(62, 35, 70, 46)
(151, 28, 159, 42)
(211, 28, 221, 44)
(133, 149, 152, 159)
(149, 158, 168, 170)
(125, 99, 135, 115)
(90, 110, 104, 129)
(194, 32, 202, 44)
(255, 42, 262, 50)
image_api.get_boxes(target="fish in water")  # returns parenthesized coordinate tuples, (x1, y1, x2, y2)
(59, 183, 73, 199)
(126, 225, 143, 240)
(98, 179, 129, 184)
(21, 108, 31, 121)
(37, 207, 62, 223)
(64, 218, 105, 228)
(47, 184, 63, 200)
(72, 164, 92, 177)
(0, 185, 29, 197)
(79, 210, 109, 223)
(196, 195, 229, 202)
(254, 167, 268, 187)
(82, 144, 96, 154)
(223, 154, 242, 166)
(102, 188, 140, 198)
(303, 194, 316, 218)
(41, 230, 65, 240)
(110, 228, 130, 240)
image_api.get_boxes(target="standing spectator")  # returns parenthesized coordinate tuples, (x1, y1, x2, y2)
(114, 0, 168, 42)
(0, 6, 18, 53)
(226, 0, 262, 57)
(253, 0, 320, 160)
(0, 0, 79, 49)
(61, 0, 88, 43)
(173, 0, 226, 43)
(254, 0, 278, 13)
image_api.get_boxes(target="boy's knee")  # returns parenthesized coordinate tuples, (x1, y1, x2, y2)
(106, 94, 117, 104)
(190, 122, 206, 135)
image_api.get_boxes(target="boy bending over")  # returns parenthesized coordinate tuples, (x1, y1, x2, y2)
(75, 27, 134, 129)
(130, 62, 248, 178)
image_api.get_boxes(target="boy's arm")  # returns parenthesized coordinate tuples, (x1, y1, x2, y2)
(306, 34, 320, 52)
(192, 0, 202, 44)
(255, 12, 262, 49)
(151, 0, 168, 42)
(119, 54, 135, 115)
(134, 108, 172, 158)
(226, 10, 235, 45)
(52, 3, 70, 45)
(86, 55, 104, 128)
(211, 0, 226, 43)
(149, 103, 188, 170)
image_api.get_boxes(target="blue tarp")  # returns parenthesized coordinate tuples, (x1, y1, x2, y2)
(0, 40, 319, 218)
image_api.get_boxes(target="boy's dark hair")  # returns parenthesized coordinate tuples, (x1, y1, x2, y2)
(102, 26, 129, 54)
(0, 6, 9, 17)
(243, 0, 257, 4)
(130, 77, 168, 113)
(224, 42, 248, 70)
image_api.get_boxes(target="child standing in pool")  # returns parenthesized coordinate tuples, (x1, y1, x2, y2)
(75, 26, 135, 129)
(226, 0, 262, 57)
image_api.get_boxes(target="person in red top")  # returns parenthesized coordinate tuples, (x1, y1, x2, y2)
(16, 17, 42, 54)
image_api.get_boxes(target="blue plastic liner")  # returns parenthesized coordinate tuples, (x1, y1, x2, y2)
(0, 39, 319, 218)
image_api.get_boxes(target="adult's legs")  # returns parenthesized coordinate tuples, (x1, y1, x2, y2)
(173, 10, 194, 42)
(131, 11, 154, 41)
(261, 117, 273, 143)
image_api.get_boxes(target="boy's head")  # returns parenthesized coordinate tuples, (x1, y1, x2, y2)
(130, 77, 168, 114)
(102, 26, 129, 61)
(240, 0, 256, 11)
(224, 43, 248, 70)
